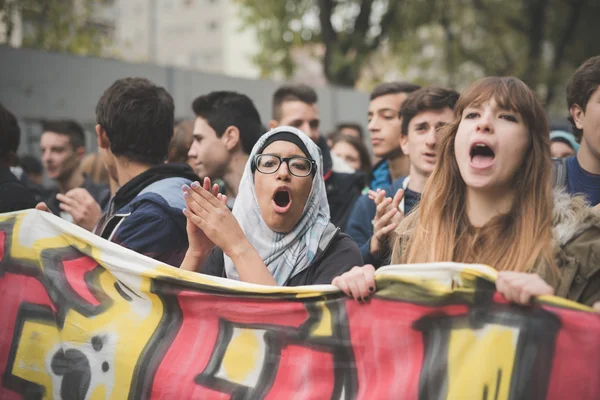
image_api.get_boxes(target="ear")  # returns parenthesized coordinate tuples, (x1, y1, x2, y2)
(75, 145, 86, 161)
(222, 126, 240, 151)
(570, 104, 585, 130)
(399, 133, 410, 155)
(268, 120, 279, 130)
(95, 124, 110, 150)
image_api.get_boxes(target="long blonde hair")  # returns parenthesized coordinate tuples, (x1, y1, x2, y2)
(392, 77, 557, 279)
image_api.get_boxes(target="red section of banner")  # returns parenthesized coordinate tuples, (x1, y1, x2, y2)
(0, 272, 56, 400)
(63, 256, 101, 306)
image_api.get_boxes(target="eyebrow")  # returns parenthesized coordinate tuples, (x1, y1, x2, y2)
(413, 122, 429, 129)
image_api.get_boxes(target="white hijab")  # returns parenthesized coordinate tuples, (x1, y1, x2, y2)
(223, 127, 330, 285)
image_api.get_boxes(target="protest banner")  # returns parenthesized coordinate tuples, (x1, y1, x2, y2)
(0, 210, 598, 399)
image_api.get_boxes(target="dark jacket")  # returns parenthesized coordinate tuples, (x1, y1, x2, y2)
(345, 176, 420, 268)
(46, 175, 111, 214)
(94, 164, 199, 267)
(201, 229, 362, 286)
(0, 167, 37, 213)
(317, 137, 365, 231)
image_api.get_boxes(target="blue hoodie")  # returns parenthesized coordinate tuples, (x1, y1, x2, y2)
(345, 176, 420, 267)
(94, 164, 199, 267)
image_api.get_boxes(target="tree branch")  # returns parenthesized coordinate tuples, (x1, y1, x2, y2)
(354, 0, 374, 36)
(318, 0, 337, 45)
(368, 0, 401, 51)
(545, 0, 586, 105)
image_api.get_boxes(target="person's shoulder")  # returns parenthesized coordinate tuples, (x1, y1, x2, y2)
(327, 231, 361, 256)
(552, 189, 600, 248)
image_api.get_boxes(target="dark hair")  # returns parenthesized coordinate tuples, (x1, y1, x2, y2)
(0, 103, 20, 159)
(41, 120, 86, 149)
(272, 84, 318, 121)
(400, 87, 460, 135)
(95, 77, 174, 164)
(335, 122, 364, 138)
(192, 91, 263, 155)
(370, 81, 421, 101)
(168, 120, 194, 163)
(19, 155, 43, 175)
(566, 55, 600, 140)
(331, 134, 372, 176)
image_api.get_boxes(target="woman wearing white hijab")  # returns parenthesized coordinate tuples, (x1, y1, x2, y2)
(180, 126, 362, 286)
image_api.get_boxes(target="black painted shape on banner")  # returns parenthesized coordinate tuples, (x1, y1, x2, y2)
(128, 278, 184, 400)
(50, 348, 91, 400)
(414, 277, 561, 400)
(195, 300, 357, 400)
(3, 303, 54, 399)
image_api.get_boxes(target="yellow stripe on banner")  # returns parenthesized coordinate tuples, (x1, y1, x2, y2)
(446, 324, 518, 400)
(12, 321, 60, 400)
(311, 301, 333, 337)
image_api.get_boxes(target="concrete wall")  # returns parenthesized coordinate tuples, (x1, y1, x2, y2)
(0, 46, 369, 157)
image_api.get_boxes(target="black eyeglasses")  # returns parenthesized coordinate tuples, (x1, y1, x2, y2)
(254, 154, 316, 177)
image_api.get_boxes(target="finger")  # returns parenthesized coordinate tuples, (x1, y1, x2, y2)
(374, 207, 398, 232)
(374, 190, 387, 206)
(374, 197, 393, 220)
(184, 191, 209, 218)
(352, 270, 371, 302)
(56, 193, 79, 208)
(212, 183, 220, 198)
(58, 202, 76, 215)
(378, 223, 398, 237)
(345, 276, 366, 302)
(202, 178, 211, 191)
(65, 188, 92, 201)
(362, 265, 376, 294)
(191, 181, 222, 208)
(185, 185, 217, 212)
(367, 190, 379, 201)
(182, 208, 206, 229)
(35, 202, 51, 213)
(331, 276, 352, 297)
(391, 189, 405, 209)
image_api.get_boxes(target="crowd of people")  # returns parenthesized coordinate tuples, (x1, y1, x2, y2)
(0, 55, 599, 312)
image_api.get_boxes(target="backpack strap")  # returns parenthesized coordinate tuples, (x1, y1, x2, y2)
(552, 157, 568, 189)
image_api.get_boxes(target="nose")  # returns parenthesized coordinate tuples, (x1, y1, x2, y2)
(41, 149, 51, 164)
(475, 111, 493, 133)
(187, 142, 197, 158)
(425, 127, 437, 147)
(368, 117, 379, 132)
(276, 160, 292, 181)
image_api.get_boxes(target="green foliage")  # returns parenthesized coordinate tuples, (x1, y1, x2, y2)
(1, 0, 111, 56)
(236, 0, 600, 111)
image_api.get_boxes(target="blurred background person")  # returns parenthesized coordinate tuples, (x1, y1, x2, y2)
(330, 134, 372, 181)
(0, 102, 37, 212)
(550, 130, 579, 159)
(80, 152, 118, 196)
(18, 154, 43, 185)
(168, 119, 195, 167)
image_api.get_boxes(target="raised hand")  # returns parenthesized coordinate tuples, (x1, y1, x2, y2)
(57, 188, 102, 231)
(368, 188, 405, 255)
(182, 178, 225, 259)
(182, 177, 247, 258)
